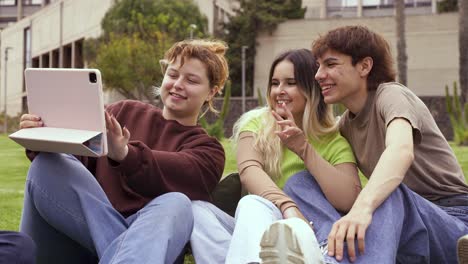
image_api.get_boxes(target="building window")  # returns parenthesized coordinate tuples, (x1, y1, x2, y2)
(22, 96, 28, 113)
(23, 27, 31, 68)
(338, 0, 431, 7)
(74, 39, 84, 68)
(23, 0, 43, 5)
(23, 27, 31, 94)
(32, 57, 39, 68)
(63, 43, 72, 68)
(41, 53, 50, 68)
(0, 0, 15, 6)
(51, 48, 59, 68)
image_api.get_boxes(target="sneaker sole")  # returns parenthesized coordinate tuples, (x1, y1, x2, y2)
(260, 221, 305, 264)
(459, 235, 468, 264)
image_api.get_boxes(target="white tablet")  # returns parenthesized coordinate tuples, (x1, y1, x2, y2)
(9, 68, 108, 157)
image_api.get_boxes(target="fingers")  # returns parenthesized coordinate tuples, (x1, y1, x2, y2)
(271, 110, 284, 122)
(334, 224, 346, 261)
(280, 102, 295, 121)
(328, 221, 367, 263)
(276, 120, 295, 127)
(105, 112, 123, 136)
(20, 114, 40, 122)
(357, 225, 366, 255)
(110, 115, 123, 136)
(327, 223, 338, 257)
(346, 225, 357, 262)
(19, 114, 43, 129)
(328, 221, 348, 262)
(105, 112, 113, 131)
(123, 126, 131, 140)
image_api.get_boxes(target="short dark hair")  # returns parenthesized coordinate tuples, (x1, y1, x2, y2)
(312, 25, 396, 90)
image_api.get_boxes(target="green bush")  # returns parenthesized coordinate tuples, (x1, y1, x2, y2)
(445, 81, 468, 145)
(0, 113, 21, 134)
(438, 0, 458, 13)
(200, 82, 231, 140)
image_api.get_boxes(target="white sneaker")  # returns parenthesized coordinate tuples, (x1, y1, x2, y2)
(459, 234, 468, 264)
(259, 218, 324, 264)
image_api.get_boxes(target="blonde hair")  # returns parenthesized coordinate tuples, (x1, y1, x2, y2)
(232, 49, 337, 181)
(158, 39, 229, 114)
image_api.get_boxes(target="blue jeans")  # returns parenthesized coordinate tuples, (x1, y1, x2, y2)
(190, 200, 235, 264)
(20, 153, 193, 264)
(284, 171, 468, 264)
(0, 231, 36, 264)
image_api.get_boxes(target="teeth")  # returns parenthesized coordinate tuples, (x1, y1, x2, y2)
(171, 92, 184, 98)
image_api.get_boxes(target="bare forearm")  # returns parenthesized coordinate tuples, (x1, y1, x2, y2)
(351, 144, 413, 213)
(301, 144, 361, 212)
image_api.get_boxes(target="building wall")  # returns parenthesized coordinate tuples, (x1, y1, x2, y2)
(192, 0, 236, 35)
(254, 12, 458, 139)
(0, 0, 233, 116)
(255, 12, 458, 98)
(0, 0, 114, 116)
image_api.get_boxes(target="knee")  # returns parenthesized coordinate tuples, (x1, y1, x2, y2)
(235, 195, 278, 217)
(237, 195, 267, 209)
(159, 192, 193, 222)
(0, 232, 36, 264)
(28, 153, 74, 183)
(30, 152, 62, 171)
(191, 200, 209, 218)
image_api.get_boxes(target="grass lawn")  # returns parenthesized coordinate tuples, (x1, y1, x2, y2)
(0, 134, 467, 230)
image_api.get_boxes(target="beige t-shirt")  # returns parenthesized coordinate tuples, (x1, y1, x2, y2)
(339, 82, 468, 201)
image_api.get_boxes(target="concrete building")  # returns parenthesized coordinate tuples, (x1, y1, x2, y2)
(255, 12, 458, 98)
(0, 0, 234, 117)
(253, 0, 457, 138)
(0, 0, 47, 30)
(0, 0, 460, 138)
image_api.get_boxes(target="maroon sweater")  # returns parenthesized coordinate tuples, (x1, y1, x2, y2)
(27, 100, 225, 217)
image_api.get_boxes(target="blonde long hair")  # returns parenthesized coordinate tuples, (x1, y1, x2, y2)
(232, 49, 337, 181)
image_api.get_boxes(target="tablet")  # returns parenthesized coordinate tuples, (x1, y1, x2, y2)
(9, 68, 108, 157)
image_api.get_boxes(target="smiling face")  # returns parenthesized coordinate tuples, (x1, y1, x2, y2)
(268, 60, 306, 123)
(160, 56, 216, 125)
(315, 49, 370, 114)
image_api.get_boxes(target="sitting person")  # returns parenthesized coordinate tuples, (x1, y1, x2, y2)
(18, 39, 228, 264)
(189, 49, 361, 264)
(302, 25, 468, 263)
(0, 231, 35, 264)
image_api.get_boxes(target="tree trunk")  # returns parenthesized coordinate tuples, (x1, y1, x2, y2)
(460, 0, 468, 105)
(395, 0, 408, 86)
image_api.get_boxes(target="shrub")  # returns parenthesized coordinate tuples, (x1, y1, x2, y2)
(445, 81, 468, 145)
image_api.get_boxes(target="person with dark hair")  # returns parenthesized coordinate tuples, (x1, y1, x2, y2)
(229, 48, 361, 264)
(0, 231, 35, 264)
(17, 39, 228, 264)
(307, 25, 468, 263)
(190, 48, 360, 264)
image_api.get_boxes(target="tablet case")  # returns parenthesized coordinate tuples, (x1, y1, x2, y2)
(9, 68, 108, 157)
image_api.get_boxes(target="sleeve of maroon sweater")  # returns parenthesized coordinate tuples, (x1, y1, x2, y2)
(115, 137, 225, 201)
(105, 101, 225, 201)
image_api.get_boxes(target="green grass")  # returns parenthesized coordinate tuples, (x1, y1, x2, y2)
(1, 134, 467, 232)
(221, 138, 237, 178)
(451, 142, 468, 174)
(0, 134, 30, 230)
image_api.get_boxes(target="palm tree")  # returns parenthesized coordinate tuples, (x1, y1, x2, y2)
(395, 0, 408, 86)
(460, 0, 468, 104)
